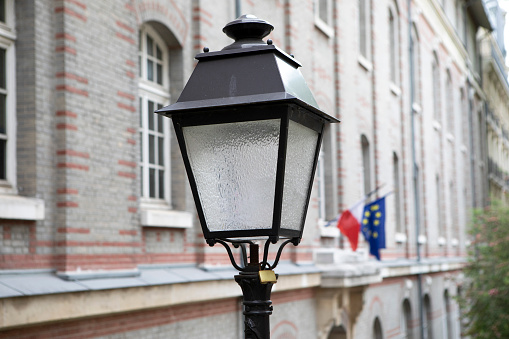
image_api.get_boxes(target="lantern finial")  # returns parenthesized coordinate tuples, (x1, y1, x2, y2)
(222, 14, 274, 50)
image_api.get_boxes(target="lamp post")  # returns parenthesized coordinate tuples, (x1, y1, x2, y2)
(156, 14, 339, 338)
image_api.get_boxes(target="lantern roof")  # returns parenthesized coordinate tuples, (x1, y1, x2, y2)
(156, 15, 339, 123)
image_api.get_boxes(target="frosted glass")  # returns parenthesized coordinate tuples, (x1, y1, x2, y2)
(183, 119, 281, 232)
(280, 120, 319, 231)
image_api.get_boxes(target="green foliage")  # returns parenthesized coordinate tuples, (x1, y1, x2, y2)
(458, 201, 509, 338)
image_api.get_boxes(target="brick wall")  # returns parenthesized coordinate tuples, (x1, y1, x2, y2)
(8, 0, 482, 271)
(0, 288, 316, 339)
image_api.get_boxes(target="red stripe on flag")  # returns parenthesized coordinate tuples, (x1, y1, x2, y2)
(337, 210, 361, 251)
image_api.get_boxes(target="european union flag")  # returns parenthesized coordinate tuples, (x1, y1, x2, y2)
(360, 196, 386, 260)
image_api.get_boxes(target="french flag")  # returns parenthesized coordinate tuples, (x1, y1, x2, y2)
(336, 199, 366, 251)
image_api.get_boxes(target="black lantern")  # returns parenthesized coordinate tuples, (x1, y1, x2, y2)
(156, 14, 339, 339)
(156, 14, 339, 245)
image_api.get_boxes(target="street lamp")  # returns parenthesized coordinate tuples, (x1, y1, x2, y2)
(156, 14, 339, 338)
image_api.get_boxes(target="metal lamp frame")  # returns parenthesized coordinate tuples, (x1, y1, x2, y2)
(171, 103, 326, 242)
(155, 14, 340, 339)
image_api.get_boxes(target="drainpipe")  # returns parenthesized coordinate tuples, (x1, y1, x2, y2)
(468, 81, 477, 207)
(465, 0, 477, 208)
(408, 0, 425, 338)
(235, 0, 241, 18)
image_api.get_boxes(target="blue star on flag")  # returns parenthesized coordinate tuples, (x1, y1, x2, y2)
(360, 196, 386, 260)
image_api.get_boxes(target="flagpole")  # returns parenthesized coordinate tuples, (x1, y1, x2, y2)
(328, 187, 392, 229)
(365, 183, 386, 200)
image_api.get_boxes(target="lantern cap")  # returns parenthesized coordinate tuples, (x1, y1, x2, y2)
(156, 15, 339, 124)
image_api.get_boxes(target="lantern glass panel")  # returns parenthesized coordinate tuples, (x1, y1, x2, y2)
(280, 119, 319, 231)
(182, 119, 281, 232)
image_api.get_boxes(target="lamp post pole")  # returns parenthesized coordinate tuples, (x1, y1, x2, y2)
(235, 244, 275, 339)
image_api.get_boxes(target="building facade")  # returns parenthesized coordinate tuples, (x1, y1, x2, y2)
(0, 0, 499, 338)
(483, 0, 509, 205)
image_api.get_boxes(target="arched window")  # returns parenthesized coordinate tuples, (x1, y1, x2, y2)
(410, 25, 420, 105)
(424, 294, 433, 339)
(443, 290, 453, 338)
(388, 4, 399, 84)
(446, 70, 454, 132)
(450, 180, 457, 244)
(432, 52, 440, 122)
(402, 299, 413, 339)
(361, 135, 371, 196)
(415, 165, 424, 239)
(359, 0, 370, 59)
(138, 24, 171, 201)
(317, 125, 336, 221)
(328, 325, 347, 339)
(436, 175, 444, 239)
(373, 317, 383, 339)
(393, 152, 403, 233)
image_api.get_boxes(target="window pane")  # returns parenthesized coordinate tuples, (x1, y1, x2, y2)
(0, 94, 5, 134)
(149, 168, 155, 198)
(147, 35, 153, 56)
(359, 0, 367, 57)
(158, 170, 164, 198)
(389, 10, 396, 83)
(319, 0, 328, 23)
(157, 64, 163, 85)
(0, 139, 5, 180)
(148, 101, 154, 130)
(147, 60, 154, 81)
(157, 114, 163, 133)
(156, 45, 162, 60)
(158, 136, 164, 165)
(149, 135, 155, 164)
(0, 48, 5, 89)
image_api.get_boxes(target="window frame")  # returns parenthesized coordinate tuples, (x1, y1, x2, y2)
(432, 52, 441, 123)
(317, 124, 337, 224)
(139, 25, 169, 92)
(446, 69, 454, 132)
(423, 295, 433, 339)
(388, 4, 399, 85)
(410, 25, 420, 105)
(317, 0, 329, 24)
(0, 0, 16, 193)
(358, 0, 370, 59)
(314, 0, 334, 37)
(138, 92, 171, 204)
(373, 317, 383, 339)
(393, 152, 404, 235)
(361, 135, 371, 196)
(138, 25, 171, 206)
(436, 174, 445, 241)
(402, 299, 414, 339)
